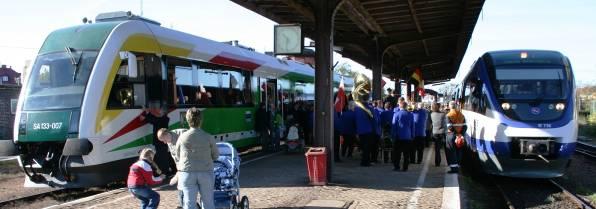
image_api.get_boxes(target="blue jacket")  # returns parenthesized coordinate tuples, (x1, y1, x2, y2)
(339, 110, 357, 135)
(354, 104, 378, 135)
(391, 109, 414, 141)
(380, 109, 394, 130)
(334, 112, 341, 131)
(373, 108, 382, 136)
(412, 109, 428, 137)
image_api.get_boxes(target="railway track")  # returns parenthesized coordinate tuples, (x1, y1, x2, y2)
(0, 145, 280, 208)
(575, 141, 596, 159)
(0, 188, 107, 209)
(550, 180, 595, 209)
(493, 176, 596, 209)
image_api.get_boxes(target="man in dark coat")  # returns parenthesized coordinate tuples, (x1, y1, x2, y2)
(255, 103, 271, 151)
(140, 104, 174, 176)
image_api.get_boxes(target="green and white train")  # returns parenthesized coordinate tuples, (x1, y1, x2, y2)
(4, 12, 353, 188)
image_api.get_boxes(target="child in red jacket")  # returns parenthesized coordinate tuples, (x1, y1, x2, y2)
(127, 148, 165, 209)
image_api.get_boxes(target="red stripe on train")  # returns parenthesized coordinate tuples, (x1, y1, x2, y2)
(209, 53, 263, 71)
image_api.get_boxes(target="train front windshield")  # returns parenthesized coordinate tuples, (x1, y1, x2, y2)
(494, 68, 567, 100)
(22, 51, 97, 111)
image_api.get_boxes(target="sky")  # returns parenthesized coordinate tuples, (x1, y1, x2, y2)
(0, 0, 594, 86)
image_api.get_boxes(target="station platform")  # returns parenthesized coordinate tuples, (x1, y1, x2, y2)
(47, 147, 461, 209)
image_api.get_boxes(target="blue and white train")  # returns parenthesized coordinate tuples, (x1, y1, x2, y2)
(453, 50, 578, 178)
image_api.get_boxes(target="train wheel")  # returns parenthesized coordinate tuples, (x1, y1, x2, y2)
(239, 196, 249, 209)
(230, 195, 238, 209)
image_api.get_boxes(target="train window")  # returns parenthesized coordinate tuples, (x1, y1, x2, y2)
(133, 84, 146, 107)
(107, 53, 162, 109)
(192, 62, 253, 107)
(464, 78, 481, 113)
(220, 67, 252, 106)
(196, 64, 220, 106)
(166, 57, 194, 107)
(108, 53, 156, 109)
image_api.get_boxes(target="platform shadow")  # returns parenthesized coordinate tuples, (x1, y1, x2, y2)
(239, 149, 445, 192)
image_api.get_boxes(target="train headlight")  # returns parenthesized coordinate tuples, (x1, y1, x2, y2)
(555, 103, 565, 111)
(501, 102, 511, 110)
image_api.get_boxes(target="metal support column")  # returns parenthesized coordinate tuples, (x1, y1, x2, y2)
(395, 79, 401, 98)
(312, 0, 338, 181)
(371, 39, 382, 101)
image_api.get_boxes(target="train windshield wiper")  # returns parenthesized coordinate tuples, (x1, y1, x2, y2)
(65, 47, 83, 82)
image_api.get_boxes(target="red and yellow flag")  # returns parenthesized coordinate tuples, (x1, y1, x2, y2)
(411, 68, 425, 97)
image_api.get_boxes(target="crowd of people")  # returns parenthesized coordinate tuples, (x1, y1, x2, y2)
(125, 86, 468, 208)
(329, 89, 467, 173)
(252, 86, 468, 174)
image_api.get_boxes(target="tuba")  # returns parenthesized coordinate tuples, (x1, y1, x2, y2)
(352, 73, 373, 118)
(352, 73, 371, 102)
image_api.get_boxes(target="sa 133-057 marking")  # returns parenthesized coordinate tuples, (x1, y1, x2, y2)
(32, 122, 63, 130)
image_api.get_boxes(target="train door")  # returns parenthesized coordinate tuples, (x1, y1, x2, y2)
(266, 79, 278, 111)
(144, 54, 164, 112)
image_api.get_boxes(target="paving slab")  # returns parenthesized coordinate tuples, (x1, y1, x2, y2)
(47, 146, 459, 209)
(305, 200, 348, 209)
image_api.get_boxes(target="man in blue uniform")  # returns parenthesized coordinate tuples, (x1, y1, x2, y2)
(352, 74, 378, 167)
(370, 100, 383, 163)
(411, 103, 428, 164)
(333, 105, 342, 163)
(340, 102, 357, 158)
(380, 102, 395, 162)
(392, 101, 415, 171)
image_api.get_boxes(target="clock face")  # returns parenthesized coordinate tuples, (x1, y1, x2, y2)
(274, 25, 302, 55)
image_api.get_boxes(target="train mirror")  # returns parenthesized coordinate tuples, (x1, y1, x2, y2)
(119, 51, 138, 78)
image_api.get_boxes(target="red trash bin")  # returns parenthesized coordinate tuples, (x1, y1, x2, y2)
(305, 147, 327, 186)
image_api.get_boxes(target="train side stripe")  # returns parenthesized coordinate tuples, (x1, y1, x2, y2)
(109, 135, 152, 152)
(209, 52, 263, 71)
(103, 114, 147, 144)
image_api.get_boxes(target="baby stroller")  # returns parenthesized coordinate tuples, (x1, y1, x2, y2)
(210, 142, 249, 209)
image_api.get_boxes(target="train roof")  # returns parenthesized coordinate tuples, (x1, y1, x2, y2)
(37, 15, 355, 86)
(482, 50, 567, 66)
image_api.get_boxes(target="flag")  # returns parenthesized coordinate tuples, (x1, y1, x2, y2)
(335, 77, 346, 112)
(411, 68, 425, 97)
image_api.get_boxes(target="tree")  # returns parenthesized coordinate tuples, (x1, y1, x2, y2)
(334, 62, 356, 77)
(438, 83, 458, 101)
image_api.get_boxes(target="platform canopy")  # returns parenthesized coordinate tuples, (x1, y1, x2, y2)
(231, 0, 485, 83)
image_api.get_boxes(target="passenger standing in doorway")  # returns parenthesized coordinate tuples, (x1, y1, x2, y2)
(411, 103, 428, 164)
(176, 108, 219, 209)
(392, 101, 415, 171)
(270, 104, 282, 152)
(430, 103, 447, 167)
(445, 101, 467, 173)
(140, 103, 175, 176)
(255, 103, 270, 151)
